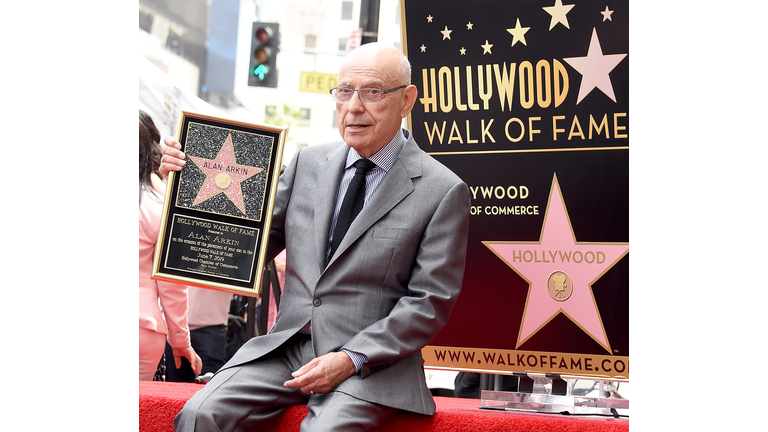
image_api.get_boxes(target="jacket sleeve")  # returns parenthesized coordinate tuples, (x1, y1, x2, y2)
(157, 280, 191, 348)
(140, 191, 191, 348)
(265, 147, 301, 263)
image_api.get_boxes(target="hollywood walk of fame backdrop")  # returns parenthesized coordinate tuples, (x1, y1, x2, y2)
(152, 111, 286, 296)
(401, 0, 629, 379)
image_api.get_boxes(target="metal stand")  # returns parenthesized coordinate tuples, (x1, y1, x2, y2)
(246, 261, 282, 339)
(480, 374, 629, 418)
(514, 372, 534, 393)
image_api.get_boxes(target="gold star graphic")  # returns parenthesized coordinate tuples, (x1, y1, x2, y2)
(507, 18, 530, 47)
(440, 26, 452, 40)
(543, 0, 575, 30)
(481, 40, 493, 54)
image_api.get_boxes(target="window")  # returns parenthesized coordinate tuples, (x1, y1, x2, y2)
(298, 108, 311, 127)
(166, 27, 183, 55)
(139, 9, 154, 33)
(265, 106, 277, 124)
(341, 1, 353, 20)
(305, 35, 317, 49)
(332, 110, 338, 129)
(338, 37, 349, 52)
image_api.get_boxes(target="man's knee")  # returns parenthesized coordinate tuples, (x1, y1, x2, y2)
(172, 399, 200, 431)
(173, 383, 226, 431)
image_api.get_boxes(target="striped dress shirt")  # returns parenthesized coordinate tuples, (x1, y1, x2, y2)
(304, 129, 407, 373)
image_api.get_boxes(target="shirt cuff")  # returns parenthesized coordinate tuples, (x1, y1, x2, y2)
(341, 349, 368, 373)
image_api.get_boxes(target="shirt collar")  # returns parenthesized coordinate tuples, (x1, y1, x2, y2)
(344, 128, 406, 172)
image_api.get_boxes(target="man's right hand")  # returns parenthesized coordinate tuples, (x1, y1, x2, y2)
(159, 136, 187, 178)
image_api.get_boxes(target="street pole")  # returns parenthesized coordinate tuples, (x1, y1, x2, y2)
(358, 0, 380, 44)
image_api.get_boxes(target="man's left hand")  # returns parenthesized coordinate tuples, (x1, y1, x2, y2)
(283, 351, 356, 395)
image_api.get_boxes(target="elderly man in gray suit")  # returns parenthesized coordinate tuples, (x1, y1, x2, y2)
(160, 42, 471, 431)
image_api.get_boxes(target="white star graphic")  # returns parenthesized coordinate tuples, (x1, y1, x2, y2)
(440, 26, 452, 40)
(543, 0, 575, 30)
(506, 18, 530, 47)
(563, 28, 627, 104)
(481, 40, 493, 54)
(427, 15, 433, 23)
(601, 6, 614, 22)
(420, 44, 426, 52)
(467, 22, 474, 30)
(460, 47, 466, 55)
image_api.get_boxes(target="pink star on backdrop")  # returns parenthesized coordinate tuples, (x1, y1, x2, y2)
(188, 134, 263, 215)
(601, 6, 614, 22)
(484, 175, 628, 353)
(563, 28, 627, 104)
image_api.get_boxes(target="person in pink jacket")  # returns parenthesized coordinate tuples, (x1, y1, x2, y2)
(139, 110, 202, 380)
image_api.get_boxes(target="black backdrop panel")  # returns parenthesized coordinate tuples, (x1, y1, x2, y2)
(403, 0, 629, 379)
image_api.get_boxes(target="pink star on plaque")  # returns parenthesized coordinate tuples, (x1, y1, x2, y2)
(188, 134, 263, 215)
(484, 175, 628, 353)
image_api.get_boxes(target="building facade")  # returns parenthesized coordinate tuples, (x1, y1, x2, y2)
(139, 0, 403, 164)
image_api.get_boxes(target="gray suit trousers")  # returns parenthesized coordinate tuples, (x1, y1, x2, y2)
(173, 335, 398, 432)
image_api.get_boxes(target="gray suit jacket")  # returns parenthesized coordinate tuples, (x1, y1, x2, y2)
(223, 131, 470, 414)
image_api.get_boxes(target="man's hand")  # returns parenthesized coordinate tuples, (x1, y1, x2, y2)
(159, 136, 187, 178)
(283, 351, 356, 395)
(172, 345, 203, 375)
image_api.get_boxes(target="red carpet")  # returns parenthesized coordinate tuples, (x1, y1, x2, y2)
(139, 381, 629, 431)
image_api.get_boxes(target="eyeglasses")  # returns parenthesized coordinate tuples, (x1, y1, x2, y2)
(329, 85, 407, 104)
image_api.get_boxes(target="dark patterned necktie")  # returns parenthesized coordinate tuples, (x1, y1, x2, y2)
(328, 158, 376, 264)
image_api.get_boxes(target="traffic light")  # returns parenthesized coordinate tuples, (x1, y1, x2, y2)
(248, 22, 279, 88)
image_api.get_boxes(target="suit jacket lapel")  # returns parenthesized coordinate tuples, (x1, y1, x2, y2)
(314, 144, 348, 271)
(326, 136, 423, 268)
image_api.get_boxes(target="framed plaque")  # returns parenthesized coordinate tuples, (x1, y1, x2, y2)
(152, 111, 286, 297)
